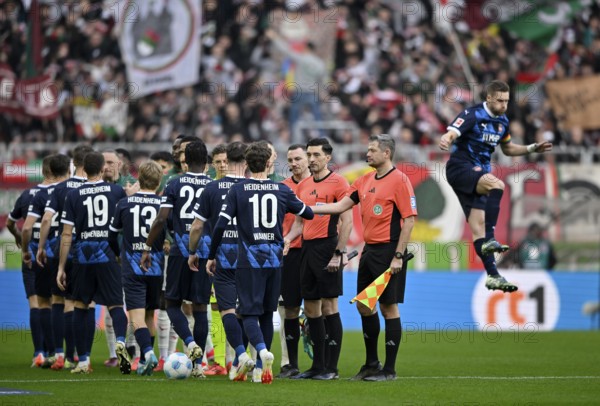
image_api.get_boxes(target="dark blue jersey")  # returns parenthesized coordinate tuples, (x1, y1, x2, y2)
(193, 175, 245, 267)
(161, 172, 212, 257)
(9, 188, 39, 222)
(110, 192, 165, 277)
(61, 181, 126, 264)
(27, 183, 59, 258)
(215, 178, 311, 269)
(447, 102, 511, 172)
(45, 177, 87, 236)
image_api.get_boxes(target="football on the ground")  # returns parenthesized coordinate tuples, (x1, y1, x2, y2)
(163, 352, 193, 379)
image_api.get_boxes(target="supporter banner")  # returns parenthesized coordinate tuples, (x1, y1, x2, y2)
(0, 65, 58, 119)
(118, 0, 201, 98)
(0, 63, 20, 114)
(545, 76, 600, 130)
(73, 98, 128, 140)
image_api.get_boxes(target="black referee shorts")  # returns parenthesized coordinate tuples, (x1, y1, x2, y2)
(357, 242, 407, 304)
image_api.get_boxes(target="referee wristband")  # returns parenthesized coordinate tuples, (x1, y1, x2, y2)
(527, 143, 537, 153)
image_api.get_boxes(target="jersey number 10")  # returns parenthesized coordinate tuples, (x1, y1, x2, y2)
(249, 193, 277, 229)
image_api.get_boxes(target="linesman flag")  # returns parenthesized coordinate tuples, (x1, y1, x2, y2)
(350, 253, 414, 310)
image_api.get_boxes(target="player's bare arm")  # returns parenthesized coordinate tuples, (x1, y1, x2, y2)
(21, 215, 36, 268)
(36, 210, 53, 267)
(500, 140, 553, 156)
(141, 206, 170, 271)
(187, 217, 205, 271)
(6, 218, 22, 248)
(390, 215, 416, 274)
(439, 130, 458, 151)
(283, 215, 304, 255)
(311, 195, 355, 215)
(327, 209, 353, 272)
(57, 223, 73, 291)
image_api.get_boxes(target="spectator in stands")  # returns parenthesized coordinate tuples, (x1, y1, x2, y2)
(517, 223, 557, 271)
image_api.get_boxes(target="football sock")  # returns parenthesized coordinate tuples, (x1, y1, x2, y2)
(222, 313, 244, 350)
(30, 308, 44, 354)
(474, 238, 500, 276)
(108, 307, 128, 343)
(73, 308, 88, 362)
(485, 189, 503, 240)
(284, 318, 300, 368)
(40, 308, 55, 355)
(86, 307, 95, 356)
(104, 309, 117, 358)
(258, 312, 274, 351)
(126, 322, 139, 358)
(64, 311, 75, 360)
(325, 313, 343, 371)
(277, 305, 288, 367)
(51, 303, 65, 354)
(134, 328, 152, 363)
(307, 316, 326, 371)
(192, 311, 208, 351)
(157, 309, 170, 359)
(239, 317, 249, 350)
(361, 314, 380, 365)
(383, 317, 402, 374)
(242, 316, 265, 351)
(166, 304, 193, 345)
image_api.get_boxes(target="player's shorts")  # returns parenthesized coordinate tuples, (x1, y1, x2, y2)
(235, 267, 281, 316)
(357, 242, 407, 305)
(22, 262, 36, 299)
(165, 255, 212, 304)
(300, 237, 343, 301)
(280, 247, 303, 308)
(33, 261, 52, 298)
(214, 267, 237, 311)
(122, 272, 162, 310)
(71, 261, 123, 306)
(46, 257, 61, 297)
(445, 159, 488, 218)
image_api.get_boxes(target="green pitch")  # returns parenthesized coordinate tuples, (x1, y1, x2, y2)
(0, 330, 599, 404)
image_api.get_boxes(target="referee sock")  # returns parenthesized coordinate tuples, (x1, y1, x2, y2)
(192, 311, 208, 352)
(361, 314, 380, 366)
(474, 238, 500, 277)
(30, 308, 44, 355)
(325, 313, 343, 372)
(485, 189, 503, 240)
(51, 304, 65, 354)
(284, 318, 300, 368)
(258, 312, 274, 351)
(307, 317, 326, 371)
(383, 317, 402, 374)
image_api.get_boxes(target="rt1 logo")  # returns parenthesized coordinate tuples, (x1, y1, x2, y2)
(472, 271, 560, 331)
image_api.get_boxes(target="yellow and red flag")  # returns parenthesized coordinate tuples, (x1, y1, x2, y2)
(350, 269, 392, 311)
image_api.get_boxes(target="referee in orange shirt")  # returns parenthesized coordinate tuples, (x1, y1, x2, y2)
(310, 134, 417, 382)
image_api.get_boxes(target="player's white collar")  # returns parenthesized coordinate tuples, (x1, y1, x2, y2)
(483, 102, 498, 118)
(185, 172, 204, 176)
(84, 180, 104, 184)
(249, 177, 269, 181)
(225, 175, 246, 179)
(136, 191, 155, 195)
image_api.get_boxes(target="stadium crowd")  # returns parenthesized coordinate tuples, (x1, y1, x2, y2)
(1, 0, 600, 162)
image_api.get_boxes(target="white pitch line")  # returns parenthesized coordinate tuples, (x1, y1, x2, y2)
(0, 376, 599, 383)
